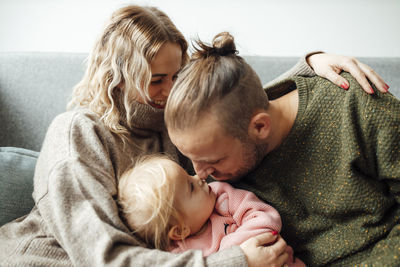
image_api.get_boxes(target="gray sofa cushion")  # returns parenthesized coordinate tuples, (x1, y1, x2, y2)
(0, 52, 399, 152)
(0, 52, 87, 151)
(0, 147, 38, 226)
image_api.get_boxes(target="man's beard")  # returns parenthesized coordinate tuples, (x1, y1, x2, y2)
(211, 138, 267, 182)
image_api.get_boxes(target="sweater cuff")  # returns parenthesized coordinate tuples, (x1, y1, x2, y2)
(263, 51, 323, 89)
(289, 51, 325, 77)
(304, 51, 324, 72)
(205, 246, 248, 267)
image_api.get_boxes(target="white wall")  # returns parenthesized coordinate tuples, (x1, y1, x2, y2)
(1, 0, 399, 57)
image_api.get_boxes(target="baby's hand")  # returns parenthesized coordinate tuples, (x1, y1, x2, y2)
(240, 231, 289, 267)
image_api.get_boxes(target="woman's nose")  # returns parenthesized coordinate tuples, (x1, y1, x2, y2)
(162, 78, 174, 96)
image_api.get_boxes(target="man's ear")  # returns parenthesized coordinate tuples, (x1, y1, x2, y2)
(168, 225, 191, 241)
(248, 112, 271, 140)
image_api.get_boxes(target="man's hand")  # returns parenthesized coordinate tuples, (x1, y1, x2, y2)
(240, 231, 289, 267)
(307, 53, 389, 94)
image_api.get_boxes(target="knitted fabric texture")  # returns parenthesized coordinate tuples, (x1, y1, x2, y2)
(0, 106, 244, 266)
(170, 182, 305, 266)
(234, 73, 400, 266)
(0, 56, 314, 266)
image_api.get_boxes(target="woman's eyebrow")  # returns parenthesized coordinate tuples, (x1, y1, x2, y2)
(151, 73, 167, 78)
(152, 69, 181, 78)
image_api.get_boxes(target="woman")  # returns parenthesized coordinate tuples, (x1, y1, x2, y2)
(0, 5, 389, 267)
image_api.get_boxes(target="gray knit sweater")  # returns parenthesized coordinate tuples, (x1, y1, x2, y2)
(0, 57, 314, 266)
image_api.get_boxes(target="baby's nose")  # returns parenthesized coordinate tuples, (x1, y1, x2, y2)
(192, 174, 204, 183)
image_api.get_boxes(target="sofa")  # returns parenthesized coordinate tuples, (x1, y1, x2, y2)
(1, 52, 399, 226)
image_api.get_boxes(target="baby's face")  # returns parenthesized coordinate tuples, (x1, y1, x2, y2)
(165, 160, 217, 235)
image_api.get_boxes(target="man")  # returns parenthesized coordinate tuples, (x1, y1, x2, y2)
(165, 33, 400, 266)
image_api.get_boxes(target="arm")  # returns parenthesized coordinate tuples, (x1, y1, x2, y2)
(211, 182, 282, 250)
(213, 182, 306, 266)
(354, 81, 400, 265)
(263, 52, 317, 88)
(360, 89, 400, 266)
(33, 112, 247, 267)
(264, 52, 389, 94)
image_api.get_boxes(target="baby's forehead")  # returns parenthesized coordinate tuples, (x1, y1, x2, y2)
(156, 158, 179, 169)
(160, 159, 189, 182)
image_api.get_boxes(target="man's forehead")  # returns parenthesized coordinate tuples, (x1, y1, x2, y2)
(170, 130, 224, 157)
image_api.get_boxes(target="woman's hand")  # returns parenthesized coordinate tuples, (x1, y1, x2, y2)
(240, 231, 289, 267)
(307, 53, 390, 94)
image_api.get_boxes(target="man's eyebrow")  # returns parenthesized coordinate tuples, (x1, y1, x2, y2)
(201, 156, 226, 164)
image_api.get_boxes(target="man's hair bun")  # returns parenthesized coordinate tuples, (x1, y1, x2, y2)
(192, 32, 238, 59)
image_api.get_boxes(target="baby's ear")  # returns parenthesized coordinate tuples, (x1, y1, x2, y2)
(168, 225, 190, 240)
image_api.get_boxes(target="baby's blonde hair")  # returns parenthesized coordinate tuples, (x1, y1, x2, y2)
(118, 154, 183, 250)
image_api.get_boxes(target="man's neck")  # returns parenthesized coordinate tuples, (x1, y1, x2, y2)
(265, 89, 299, 153)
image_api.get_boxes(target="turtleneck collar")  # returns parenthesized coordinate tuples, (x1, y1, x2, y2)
(129, 101, 166, 132)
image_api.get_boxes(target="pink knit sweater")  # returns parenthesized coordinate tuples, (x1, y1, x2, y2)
(170, 182, 305, 266)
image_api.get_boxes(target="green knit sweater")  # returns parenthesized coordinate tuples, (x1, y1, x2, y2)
(233, 73, 400, 266)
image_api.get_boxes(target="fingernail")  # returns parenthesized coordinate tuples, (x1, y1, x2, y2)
(369, 86, 374, 94)
(385, 83, 390, 90)
(271, 231, 278, 235)
(340, 82, 349, 90)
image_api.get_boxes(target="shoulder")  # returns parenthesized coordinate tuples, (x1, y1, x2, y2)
(340, 72, 400, 123)
(50, 109, 103, 133)
(41, 109, 121, 164)
(48, 109, 115, 144)
(295, 72, 399, 112)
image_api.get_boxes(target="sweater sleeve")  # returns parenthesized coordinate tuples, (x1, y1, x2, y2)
(211, 182, 282, 250)
(263, 51, 320, 88)
(347, 75, 400, 265)
(213, 182, 306, 267)
(33, 112, 247, 267)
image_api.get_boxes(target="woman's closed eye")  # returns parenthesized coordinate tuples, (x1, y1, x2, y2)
(151, 79, 162, 84)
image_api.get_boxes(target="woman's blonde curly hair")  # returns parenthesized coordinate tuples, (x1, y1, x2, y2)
(68, 5, 188, 141)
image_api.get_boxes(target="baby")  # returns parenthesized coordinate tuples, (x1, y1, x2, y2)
(118, 154, 305, 266)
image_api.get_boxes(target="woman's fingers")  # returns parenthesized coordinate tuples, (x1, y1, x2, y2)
(252, 231, 278, 246)
(323, 67, 350, 90)
(308, 53, 390, 94)
(240, 232, 289, 267)
(340, 58, 373, 94)
(357, 61, 389, 93)
(278, 252, 290, 267)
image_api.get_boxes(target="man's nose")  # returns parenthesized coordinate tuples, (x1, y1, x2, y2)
(193, 162, 214, 180)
